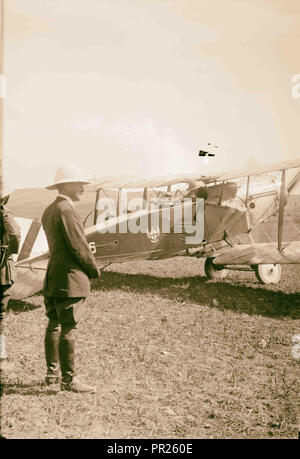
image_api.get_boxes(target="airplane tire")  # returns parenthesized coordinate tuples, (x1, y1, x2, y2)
(253, 264, 282, 284)
(204, 257, 229, 280)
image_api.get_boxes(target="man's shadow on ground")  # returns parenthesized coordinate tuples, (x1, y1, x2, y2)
(1, 381, 58, 396)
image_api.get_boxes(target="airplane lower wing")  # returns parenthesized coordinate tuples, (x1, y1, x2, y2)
(10, 218, 49, 300)
(212, 241, 300, 265)
(10, 257, 48, 300)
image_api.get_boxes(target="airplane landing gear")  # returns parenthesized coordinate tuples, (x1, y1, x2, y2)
(203, 258, 282, 285)
(253, 264, 282, 284)
(204, 257, 229, 280)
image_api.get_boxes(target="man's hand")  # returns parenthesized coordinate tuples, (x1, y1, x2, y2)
(89, 267, 101, 279)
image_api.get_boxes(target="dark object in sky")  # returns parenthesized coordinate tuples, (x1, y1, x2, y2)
(199, 150, 215, 157)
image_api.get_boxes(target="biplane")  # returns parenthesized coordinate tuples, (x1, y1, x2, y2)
(9, 158, 300, 300)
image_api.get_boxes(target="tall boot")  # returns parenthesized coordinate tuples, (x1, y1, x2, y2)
(44, 335, 59, 386)
(59, 337, 96, 393)
(59, 337, 75, 384)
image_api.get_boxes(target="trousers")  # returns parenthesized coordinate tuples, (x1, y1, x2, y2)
(44, 296, 86, 336)
(44, 297, 86, 383)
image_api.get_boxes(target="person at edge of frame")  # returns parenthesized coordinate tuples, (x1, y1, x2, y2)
(42, 165, 100, 394)
(0, 184, 21, 367)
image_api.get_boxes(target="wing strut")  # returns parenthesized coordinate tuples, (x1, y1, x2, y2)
(142, 187, 148, 209)
(245, 176, 250, 207)
(117, 188, 122, 217)
(278, 169, 286, 251)
(93, 189, 101, 224)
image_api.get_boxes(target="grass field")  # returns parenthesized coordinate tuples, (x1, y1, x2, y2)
(1, 257, 299, 439)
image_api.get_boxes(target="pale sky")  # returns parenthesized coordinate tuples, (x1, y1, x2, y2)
(3, 0, 300, 189)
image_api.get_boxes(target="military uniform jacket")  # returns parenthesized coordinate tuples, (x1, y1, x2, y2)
(0, 205, 21, 285)
(42, 197, 99, 297)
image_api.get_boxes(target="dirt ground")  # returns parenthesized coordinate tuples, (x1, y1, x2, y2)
(0, 258, 299, 439)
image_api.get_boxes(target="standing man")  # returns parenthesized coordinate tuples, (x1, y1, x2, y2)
(42, 165, 100, 393)
(0, 185, 21, 362)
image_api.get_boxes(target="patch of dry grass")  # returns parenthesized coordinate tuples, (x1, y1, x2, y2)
(1, 259, 299, 439)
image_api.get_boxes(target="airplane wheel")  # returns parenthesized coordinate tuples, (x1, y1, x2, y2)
(204, 257, 229, 280)
(253, 264, 282, 284)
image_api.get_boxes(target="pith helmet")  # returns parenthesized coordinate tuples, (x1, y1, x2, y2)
(185, 181, 203, 197)
(185, 181, 208, 199)
(46, 165, 90, 190)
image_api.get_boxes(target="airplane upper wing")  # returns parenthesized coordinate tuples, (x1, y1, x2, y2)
(86, 158, 300, 190)
(86, 174, 206, 191)
(203, 158, 300, 184)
